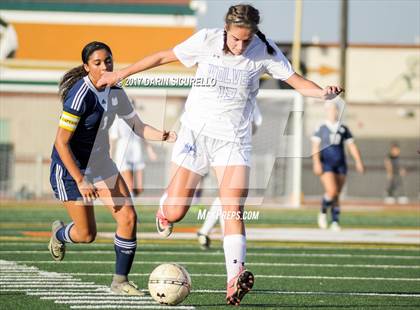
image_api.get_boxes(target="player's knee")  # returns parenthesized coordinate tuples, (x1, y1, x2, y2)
(84, 233, 96, 243)
(326, 190, 338, 199)
(165, 209, 185, 223)
(77, 229, 97, 243)
(117, 206, 138, 229)
(164, 205, 187, 223)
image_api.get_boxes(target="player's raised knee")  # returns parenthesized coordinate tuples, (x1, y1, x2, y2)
(164, 206, 188, 223)
(77, 230, 97, 243)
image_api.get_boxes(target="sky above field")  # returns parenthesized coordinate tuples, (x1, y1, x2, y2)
(196, 0, 420, 44)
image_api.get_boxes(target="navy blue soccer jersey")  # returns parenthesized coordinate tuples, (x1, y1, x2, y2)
(311, 122, 354, 166)
(51, 76, 135, 169)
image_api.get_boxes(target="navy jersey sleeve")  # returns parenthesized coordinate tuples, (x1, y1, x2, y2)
(342, 125, 354, 143)
(311, 125, 322, 142)
(59, 79, 89, 132)
(109, 87, 136, 120)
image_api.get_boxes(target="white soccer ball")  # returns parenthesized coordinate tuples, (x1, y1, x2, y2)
(148, 263, 191, 306)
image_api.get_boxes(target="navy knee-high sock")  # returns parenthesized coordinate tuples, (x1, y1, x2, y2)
(332, 199, 340, 223)
(321, 196, 333, 214)
(55, 222, 75, 243)
(114, 235, 137, 277)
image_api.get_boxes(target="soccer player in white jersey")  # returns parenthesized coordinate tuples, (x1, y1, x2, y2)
(99, 4, 343, 305)
(48, 41, 176, 296)
(197, 103, 263, 250)
(110, 112, 157, 198)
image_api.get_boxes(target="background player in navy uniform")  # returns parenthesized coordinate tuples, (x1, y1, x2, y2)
(48, 41, 176, 295)
(311, 101, 364, 231)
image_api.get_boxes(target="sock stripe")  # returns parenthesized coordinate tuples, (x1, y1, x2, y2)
(114, 240, 137, 249)
(63, 222, 74, 243)
(114, 235, 137, 249)
(114, 238, 137, 244)
(114, 238, 137, 245)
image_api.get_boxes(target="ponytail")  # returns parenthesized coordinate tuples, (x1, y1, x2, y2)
(256, 30, 276, 56)
(59, 65, 87, 102)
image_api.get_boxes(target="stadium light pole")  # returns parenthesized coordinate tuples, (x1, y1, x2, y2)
(340, 0, 348, 99)
(291, 0, 303, 208)
(292, 0, 303, 75)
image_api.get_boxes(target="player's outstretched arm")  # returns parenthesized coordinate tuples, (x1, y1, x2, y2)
(311, 140, 323, 176)
(124, 114, 177, 143)
(285, 73, 343, 100)
(98, 50, 178, 87)
(347, 142, 365, 174)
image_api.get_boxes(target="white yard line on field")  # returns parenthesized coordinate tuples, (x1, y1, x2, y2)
(66, 272, 420, 282)
(193, 289, 420, 298)
(0, 260, 195, 309)
(0, 242, 419, 252)
(12, 260, 420, 269)
(1, 250, 419, 260)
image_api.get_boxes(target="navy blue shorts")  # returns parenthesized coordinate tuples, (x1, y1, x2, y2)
(322, 162, 347, 175)
(50, 159, 119, 202)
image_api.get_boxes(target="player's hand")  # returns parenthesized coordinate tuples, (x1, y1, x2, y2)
(162, 131, 177, 143)
(356, 161, 365, 174)
(97, 71, 120, 88)
(321, 86, 343, 100)
(77, 179, 99, 204)
(313, 162, 323, 176)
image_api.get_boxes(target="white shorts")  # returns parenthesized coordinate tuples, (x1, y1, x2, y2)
(171, 126, 252, 176)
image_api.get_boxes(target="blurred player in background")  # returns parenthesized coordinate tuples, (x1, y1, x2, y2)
(110, 108, 158, 198)
(197, 103, 263, 250)
(48, 41, 176, 296)
(311, 102, 364, 231)
(384, 142, 408, 204)
(99, 4, 343, 305)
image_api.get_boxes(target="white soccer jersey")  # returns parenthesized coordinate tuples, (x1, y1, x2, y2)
(173, 28, 294, 142)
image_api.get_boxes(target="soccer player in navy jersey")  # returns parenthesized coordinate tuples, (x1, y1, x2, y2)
(311, 102, 364, 231)
(48, 41, 176, 295)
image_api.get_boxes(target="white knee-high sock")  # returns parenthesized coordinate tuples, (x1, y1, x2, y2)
(219, 206, 225, 235)
(159, 192, 168, 217)
(199, 198, 222, 236)
(223, 234, 246, 283)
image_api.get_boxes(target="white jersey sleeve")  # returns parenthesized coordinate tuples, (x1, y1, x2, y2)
(264, 39, 295, 81)
(173, 29, 207, 67)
